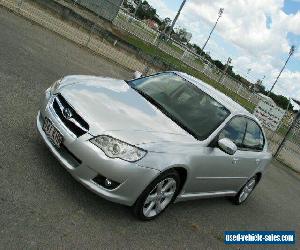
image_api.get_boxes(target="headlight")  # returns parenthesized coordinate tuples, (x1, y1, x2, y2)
(50, 79, 62, 94)
(90, 135, 147, 162)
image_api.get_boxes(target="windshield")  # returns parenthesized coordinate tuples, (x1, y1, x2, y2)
(128, 72, 230, 140)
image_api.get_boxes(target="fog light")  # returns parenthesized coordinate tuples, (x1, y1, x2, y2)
(105, 178, 112, 187)
(92, 175, 120, 190)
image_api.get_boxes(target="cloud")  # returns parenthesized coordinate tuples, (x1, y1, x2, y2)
(147, 0, 300, 100)
(182, 0, 293, 57)
(146, 0, 175, 20)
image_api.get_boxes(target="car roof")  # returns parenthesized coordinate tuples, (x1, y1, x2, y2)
(174, 71, 253, 117)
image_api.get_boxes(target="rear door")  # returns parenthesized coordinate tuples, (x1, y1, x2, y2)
(237, 118, 265, 179)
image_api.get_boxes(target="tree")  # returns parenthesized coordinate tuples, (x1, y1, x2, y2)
(268, 93, 294, 111)
(172, 28, 186, 43)
(159, 17, 171, 31)
(192, 44, 213, 62)
(213, 60, 225, 71)
(135, 1, 156, 20)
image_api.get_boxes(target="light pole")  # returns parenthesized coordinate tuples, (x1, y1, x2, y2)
(200, 8, 224, 56)
(268, 45, 295, 96)
(166, 0, 187, 38)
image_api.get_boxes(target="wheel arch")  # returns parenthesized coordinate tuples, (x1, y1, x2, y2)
(255, 172, 262, 183)
(160, 165, 189, 196)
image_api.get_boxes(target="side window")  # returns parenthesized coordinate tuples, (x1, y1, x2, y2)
(218, 117, 247, 148)
(243, 119, 264, 151)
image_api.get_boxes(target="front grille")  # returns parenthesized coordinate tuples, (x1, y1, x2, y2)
(52, 94, 89, 137)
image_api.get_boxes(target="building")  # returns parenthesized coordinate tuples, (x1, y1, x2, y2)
(146, 19, 159, 30)
(77, 0, 123, 22)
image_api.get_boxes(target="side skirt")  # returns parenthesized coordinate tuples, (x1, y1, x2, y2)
(174, 190, 237, 203)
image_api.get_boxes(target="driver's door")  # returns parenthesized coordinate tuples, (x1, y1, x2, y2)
(186, 116, 250, 193)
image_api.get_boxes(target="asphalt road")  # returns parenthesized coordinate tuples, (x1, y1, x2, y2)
(0, 7, 300, 249)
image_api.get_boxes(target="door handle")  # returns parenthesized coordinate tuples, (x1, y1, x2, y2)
(256, 159, 261, 165)
(233, 158, 239, 165)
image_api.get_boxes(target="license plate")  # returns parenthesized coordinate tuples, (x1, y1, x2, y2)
(43, 117, 63, 147)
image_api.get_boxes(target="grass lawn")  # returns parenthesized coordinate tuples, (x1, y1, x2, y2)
(168, 42, 184, 54)
(194, 58, 205, 67)
(277, 126, 289, 136)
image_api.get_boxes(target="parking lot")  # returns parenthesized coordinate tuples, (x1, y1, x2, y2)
(0, 7, 300, 249)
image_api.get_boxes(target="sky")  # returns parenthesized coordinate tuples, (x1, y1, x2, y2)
(147, 0, 300, 109)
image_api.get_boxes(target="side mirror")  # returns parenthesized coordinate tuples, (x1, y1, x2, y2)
(133, 71, 142, 79)
(218, 138, 237, 155)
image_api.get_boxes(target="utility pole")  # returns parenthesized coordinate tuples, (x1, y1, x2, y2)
(166, 0, 187, 38)
(218, 57, 232, 84)
(274, 98, 300, 158)
(200, 8, 224, 56)
(268, 45, 295, 96)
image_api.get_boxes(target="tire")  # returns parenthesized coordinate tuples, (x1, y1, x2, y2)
(232, 176, 257, 205)
(132, 170, 180, 221)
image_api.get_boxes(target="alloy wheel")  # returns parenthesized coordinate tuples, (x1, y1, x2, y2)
(238, 177, 256, 203)
(143, 177, 177, 218)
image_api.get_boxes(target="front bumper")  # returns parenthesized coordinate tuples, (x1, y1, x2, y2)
(36, 93, 160, 206)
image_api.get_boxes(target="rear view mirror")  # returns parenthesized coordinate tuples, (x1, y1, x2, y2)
(218, 138, 237, 155)
(133, 71, 142, 79)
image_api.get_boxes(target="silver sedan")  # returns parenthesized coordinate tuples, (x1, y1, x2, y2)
(37, 72, 272, 220)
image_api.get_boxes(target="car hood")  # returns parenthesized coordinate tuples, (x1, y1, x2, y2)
(59, 75, 196, 145)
